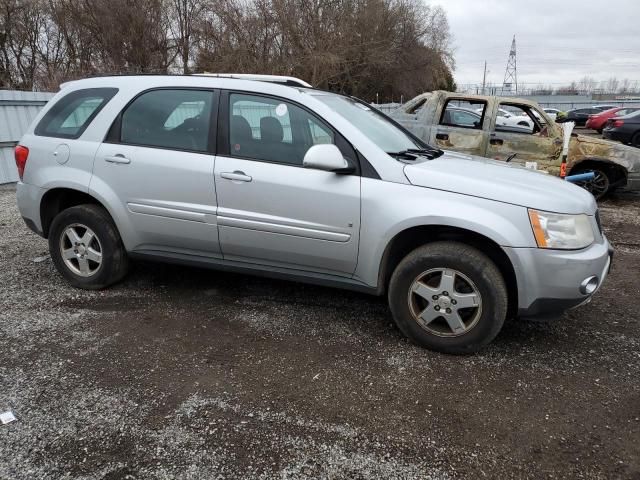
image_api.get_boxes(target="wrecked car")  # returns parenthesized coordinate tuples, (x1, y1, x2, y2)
(390, 91, 640, 198)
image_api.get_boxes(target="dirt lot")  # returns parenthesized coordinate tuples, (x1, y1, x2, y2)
(1, 183, 639, 480)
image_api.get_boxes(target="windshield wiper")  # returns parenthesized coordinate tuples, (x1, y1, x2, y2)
(386, 148, 443, 160)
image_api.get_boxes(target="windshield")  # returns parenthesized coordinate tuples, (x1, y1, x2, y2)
(314, 93, 424, 154)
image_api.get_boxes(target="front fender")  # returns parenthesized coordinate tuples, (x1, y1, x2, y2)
(354, 178, 534, 287)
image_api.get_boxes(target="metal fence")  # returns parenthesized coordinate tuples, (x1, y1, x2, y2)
(535, 101, 640, 111)
(0, 90, 54, 183)
(373, 98, 640, 114)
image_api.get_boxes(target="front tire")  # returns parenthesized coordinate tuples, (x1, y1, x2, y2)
(49, 204, 129, 289)
(388, 242, 507, 354)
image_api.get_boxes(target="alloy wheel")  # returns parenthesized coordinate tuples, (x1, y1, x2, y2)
(59, 223, 103, 277)
(576, 170, 609, 199)
(407, 268, 482, 337)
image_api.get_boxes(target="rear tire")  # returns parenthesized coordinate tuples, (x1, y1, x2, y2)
(632, 132, 640, 148)
(49, 204, 129, 289)
(388, 241, 507, 354)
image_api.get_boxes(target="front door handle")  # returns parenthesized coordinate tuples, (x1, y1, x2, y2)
(221, 171, 252, 182)
(435, 133, 449, 140)
(104, 154, 131, 164)
(489, 138, 504, 145)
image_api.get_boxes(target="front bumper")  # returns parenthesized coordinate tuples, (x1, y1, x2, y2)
(504, 237, 613, 320)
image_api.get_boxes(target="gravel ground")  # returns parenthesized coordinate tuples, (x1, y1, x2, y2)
(0, 183, 639, 479)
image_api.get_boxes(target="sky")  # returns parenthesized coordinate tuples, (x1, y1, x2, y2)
(432, 0, 640, 89)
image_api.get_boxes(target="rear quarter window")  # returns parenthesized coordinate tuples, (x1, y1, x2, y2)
(35, 88, 118, 139)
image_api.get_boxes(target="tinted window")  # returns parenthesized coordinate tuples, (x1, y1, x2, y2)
(229, 93, 335, 165)
(35, 88, 117, 139)
(120, 89, 214, 152)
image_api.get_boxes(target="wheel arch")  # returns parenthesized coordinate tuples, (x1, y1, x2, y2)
(568, 158, 628, 187)
(40, 187, 108, 238)
(377, 225, 519, 318)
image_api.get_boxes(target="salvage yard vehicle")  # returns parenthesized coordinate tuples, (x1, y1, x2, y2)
(478, 106, 534, 130)
(16, 75, 612, 354)
(586, 107, 640, 134)
(391, 91, 640, 198)
(542, 108, 561, 121)
(603, 110, 640, 148)
(556, 107, 610, 126)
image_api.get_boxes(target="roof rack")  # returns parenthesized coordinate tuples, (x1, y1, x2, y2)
(195, 73, 312, 88)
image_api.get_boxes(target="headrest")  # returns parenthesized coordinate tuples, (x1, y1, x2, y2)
(231, 115, 253, 140)
(260, 116, 284, 142)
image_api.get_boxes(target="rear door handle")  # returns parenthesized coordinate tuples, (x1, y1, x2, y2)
(221, 171, 252, 182)
(435, 133, 449, 140)
(489, 138, 504, 145)
(104, 154, 131, 164)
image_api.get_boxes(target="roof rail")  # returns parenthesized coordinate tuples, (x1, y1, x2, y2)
(195, 73, 312, 88)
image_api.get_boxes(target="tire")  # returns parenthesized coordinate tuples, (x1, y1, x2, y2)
(49, 204, 129, 289)
(632, 132, 640, 148)
(572, 168, 610, 200)
(388, 241, 507, 354)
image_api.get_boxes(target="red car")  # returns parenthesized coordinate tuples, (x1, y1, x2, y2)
(586, 107, 640, 133)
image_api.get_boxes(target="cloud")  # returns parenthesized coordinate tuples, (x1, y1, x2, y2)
(430, 0, 640, 88)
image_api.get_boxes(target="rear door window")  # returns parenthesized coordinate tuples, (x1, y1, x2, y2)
(119, 89, 214, 152)
(35, 88, 118, 139)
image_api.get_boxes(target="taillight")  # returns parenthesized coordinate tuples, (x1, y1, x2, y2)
(611, 119, 624, 128)
(14, 145, 29, 180)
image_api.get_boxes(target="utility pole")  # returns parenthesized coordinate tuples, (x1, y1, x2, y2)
(502, 35, 518, 95)
(481, 61, 487, 95)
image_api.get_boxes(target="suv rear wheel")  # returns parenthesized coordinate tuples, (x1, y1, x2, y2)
(388, 241, 507, 354)
(49, 204, 129, 289)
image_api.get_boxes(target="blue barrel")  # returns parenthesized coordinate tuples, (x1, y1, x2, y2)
(565, 172, 595, 183)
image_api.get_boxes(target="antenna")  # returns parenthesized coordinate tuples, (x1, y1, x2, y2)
(502, 35, 517, 95)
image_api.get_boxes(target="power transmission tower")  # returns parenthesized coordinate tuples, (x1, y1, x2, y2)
(502, 35, 517, 95)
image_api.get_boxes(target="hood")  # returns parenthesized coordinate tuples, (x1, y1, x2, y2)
(570, 134, 640, 173)
(404, 151, 597, 214)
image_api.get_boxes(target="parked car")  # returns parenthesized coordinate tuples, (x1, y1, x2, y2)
(556, 107, 606, 126)
(391, 91, 640, 198)
(586, 107, 640, 133)
(603, 110, 640, 147)
(15, 74, 612, 354)
(541, 108, 561, 121)
(476, 106, 534, 130)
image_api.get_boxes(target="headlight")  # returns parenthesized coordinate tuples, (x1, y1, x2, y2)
(528, 209, 595, 249)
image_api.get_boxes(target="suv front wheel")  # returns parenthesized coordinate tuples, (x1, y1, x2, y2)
(49, 204, 129, 289)
(388, 241, 508, 354)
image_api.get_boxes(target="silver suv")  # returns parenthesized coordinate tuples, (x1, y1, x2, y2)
(15, 75, 613, 354)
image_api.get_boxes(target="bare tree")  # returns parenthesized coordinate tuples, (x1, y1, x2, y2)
(0, 0, 455, 98)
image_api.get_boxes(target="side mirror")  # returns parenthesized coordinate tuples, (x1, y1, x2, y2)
(303, 144, 353, 173)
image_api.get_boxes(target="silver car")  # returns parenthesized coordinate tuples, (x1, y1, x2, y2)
(15, 75, 612, 354)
